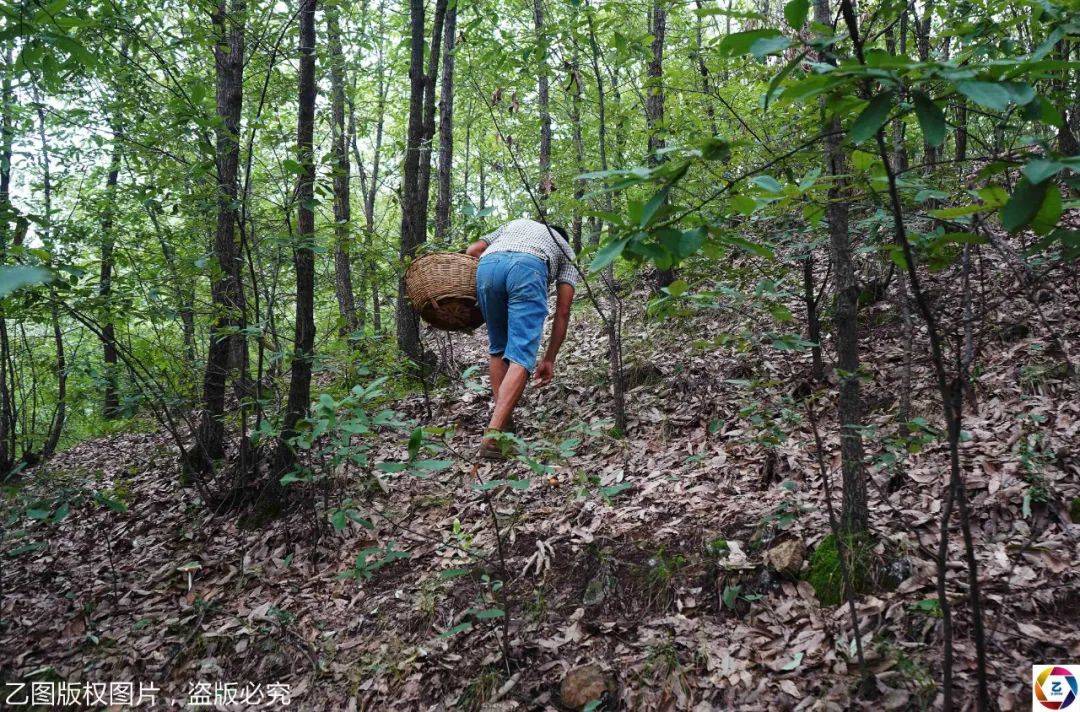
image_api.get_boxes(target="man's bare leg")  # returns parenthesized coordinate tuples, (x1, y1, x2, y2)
(489, 355, 508, 410)
(487, 363, 528, 433)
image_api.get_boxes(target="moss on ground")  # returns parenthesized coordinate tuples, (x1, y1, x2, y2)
(806, 532, 876, 606)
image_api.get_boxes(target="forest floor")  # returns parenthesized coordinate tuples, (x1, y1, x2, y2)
(3, 237, 1079, 710)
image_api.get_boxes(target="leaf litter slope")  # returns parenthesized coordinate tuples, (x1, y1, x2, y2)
(2, 234, 1078, 710)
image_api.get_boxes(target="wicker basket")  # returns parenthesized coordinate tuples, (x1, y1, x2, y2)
(404, 252, 485, 332)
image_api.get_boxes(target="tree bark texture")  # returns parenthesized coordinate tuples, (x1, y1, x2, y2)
(435, 3, 457, 241)
(647, 0, 673, 289)
(815, 0, 867, 534)
(534, 0, 552, 197)
(398, 0, 446, 364)
(396, 0, 432, 362)
(99, 117, 122, 419)
(327, 5, 358, 337)
(196, 0, 247, 468)
(277, 0, 318, 465)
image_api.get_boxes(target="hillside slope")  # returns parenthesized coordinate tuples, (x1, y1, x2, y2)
(3, 239, 1078, 710)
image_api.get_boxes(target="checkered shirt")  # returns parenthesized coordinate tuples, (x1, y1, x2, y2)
(480, 218, 579, 287)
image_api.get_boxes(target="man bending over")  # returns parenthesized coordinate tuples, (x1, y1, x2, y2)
(466, 218, 578, 460)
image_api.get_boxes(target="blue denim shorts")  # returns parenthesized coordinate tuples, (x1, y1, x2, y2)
(476, 252, 548, 372)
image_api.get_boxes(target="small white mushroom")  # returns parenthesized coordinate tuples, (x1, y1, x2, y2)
(176, 561, 202, 592)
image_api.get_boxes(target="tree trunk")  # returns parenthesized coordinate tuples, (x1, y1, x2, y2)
(0, 50, 12, 473)
(416, 0, 448, 222)
(586, 0, 628, 434)
(99, 117, 122, 419)
(693, 0, 718, 136)
(435, 3, 457, 241)
(1055, 40, 1077, 155)
(815, 0, 867, 534)
(916, 0, 936, 171)
(534, 0, 552, 198)
(195, 0, 247, 471)
(277, 0, 318, 470)
(36, 99, 65, 459)
(397, 0, 445, 363)
(802, 253, 824, 383)
(586, 8, 607, 248)
(327, 5, 358, 337)
(888, 9, 909, 172)
(567, 47, 585, 252)
(955, 97, 968, 166)
(647, 0, 674, 290)
(350, 13, 388, 336)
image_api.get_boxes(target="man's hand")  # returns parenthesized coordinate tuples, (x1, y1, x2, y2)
(534, 358, 555, 386)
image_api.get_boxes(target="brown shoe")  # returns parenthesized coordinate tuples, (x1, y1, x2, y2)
(479, 439, 506, 461)
(478, 430, 520, 461)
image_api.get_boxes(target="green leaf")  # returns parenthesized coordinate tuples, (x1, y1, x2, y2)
(27, 508, 50, 520)
(640, 187, 669, 227)
(331, 509, 348, 531)
(439, 568, 471, 580)
(977, 185, 1009, 208)
(474, 608, 505, 620)
(782, 652, 804, 671)
(700, 137, 731, 161)
(589, 237, 630, 273)
(1031, 185, 1062, 236)
(722, 584, 740, 609)
(1001, 82, 1035, 106)
(675, 228, 705, 259)
(49, 33, 96, 67)
(940, 232, 988, 245)
(93, 492, 128, 513)
(719, 29, 782, 57)
(1022, 159, 1064, 185)
(472, 474, 532, 492)
(851, 150, 877, 171)
(915, 189, 949, 203)
(439, 622, 473, 638)
(279, 470, 308, 485)
(407, 427, 422, 460)
(1001, 178, 1049, 232)
(783, 0, 809, 28)
(849, 91, 894, 144)
(912, 92, 945, 148)
(927, 204, 987, 219)
(765, 50, 809, 110)
(730, 195, 757, 215)
(665, 279, 689, 297)
(52, 502, 70, 524)
(599, 482, 633, 499)
(954, 80, 1011, 111)
(346, 510, 374, 529)
(751, 175, 783, 193)
(0, 266, 52, 298)
(720, 235, 774, 260)
(749, 35, 791, 59)
(412, 459, 452, 472)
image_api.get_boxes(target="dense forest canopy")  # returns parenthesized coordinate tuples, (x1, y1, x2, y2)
(0, 0, 1078, 706)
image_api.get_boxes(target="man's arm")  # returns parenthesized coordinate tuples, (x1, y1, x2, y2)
(465, 240, 487, 258)
(535, 283, 574, 385)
